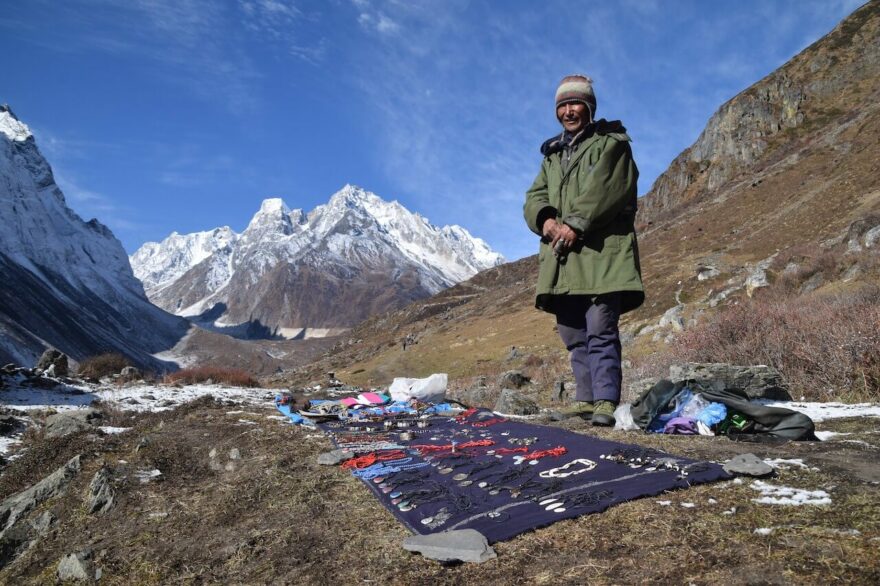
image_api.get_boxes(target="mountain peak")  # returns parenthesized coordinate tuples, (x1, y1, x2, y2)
(0, 105, 33, 142)
(131, 185, 505, 336)
(257, 197, 290, 214)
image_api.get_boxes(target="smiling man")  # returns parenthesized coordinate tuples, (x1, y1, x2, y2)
(523, 74, 644, 426)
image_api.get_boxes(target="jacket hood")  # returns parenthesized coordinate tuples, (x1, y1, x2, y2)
(540, 119, 627, 156)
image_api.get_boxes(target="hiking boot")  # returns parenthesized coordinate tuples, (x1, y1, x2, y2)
(547, 401, 593, 422)
(591, 400, 617, 427)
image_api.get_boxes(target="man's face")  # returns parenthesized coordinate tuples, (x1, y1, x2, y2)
(557, 102, 588, 133)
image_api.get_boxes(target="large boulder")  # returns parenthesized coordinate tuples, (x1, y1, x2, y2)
(44, 409, 102, 439)
(494, 389, 540, 416)
(35, 349, 68, 377)
(669, 363, 792, 400)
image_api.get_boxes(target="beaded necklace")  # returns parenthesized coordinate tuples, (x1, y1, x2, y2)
(341, 449, 408, 469)
(512, 445, 567, 465)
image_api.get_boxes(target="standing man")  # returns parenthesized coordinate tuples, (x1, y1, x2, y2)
(523, 75, 644, 426)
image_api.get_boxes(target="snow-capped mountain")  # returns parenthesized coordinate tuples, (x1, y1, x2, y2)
(0, 105, 188, 368)
(130, 185, 504, 338)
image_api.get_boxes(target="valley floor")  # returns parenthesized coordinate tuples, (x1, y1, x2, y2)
(0, 384, 878, 584)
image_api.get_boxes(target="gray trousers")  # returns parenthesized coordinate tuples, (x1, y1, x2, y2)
(554, 294, 622, 404)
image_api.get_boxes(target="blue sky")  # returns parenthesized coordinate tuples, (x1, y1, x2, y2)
(0, 0, 865, 261)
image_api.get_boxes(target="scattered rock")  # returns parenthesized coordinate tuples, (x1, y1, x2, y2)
(456, 384, 492, 408)
(228, 448, 241, 460)
(659, 305, 685, 331)
(208, 448, 222, 471)
(120, 366, 142, 379)
(135, 438, 152, 455)
(29, 511, 55, 536)
(35, 348, 68, 377)
(723, 453, 775, 477)
(87, 466, 115, 515)
(402, 529, 497, 563)
(134, 469, 162, 483)
(0, 456, 81, 569)
(696, 265, 720, 281)
(1, 363, 16, 374)
(799, 272, 824, 294)
(745, 266, 769, 297)
(669, 363, 792, 400)
(842, 263, 861, 281)
(0, 414, 22, 435)
(626, 378, 662, 400)
(57, 550, 95, 582)
(44, 409, 102, 439)
(550, 379, 567, 402)
(317, 449, 353, 466)
(497, 370, 529, 389)
(494, 389, 539, 416)
(864, 225, 880, 248)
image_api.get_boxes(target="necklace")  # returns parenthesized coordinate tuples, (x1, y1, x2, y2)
(513, 446, 567, 465)
(539, 458, 597, 478)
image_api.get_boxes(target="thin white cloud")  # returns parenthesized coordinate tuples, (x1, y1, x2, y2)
(354, 0, 401, 36)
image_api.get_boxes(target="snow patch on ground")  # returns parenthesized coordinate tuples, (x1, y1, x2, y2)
(0, 382, 276, 413)
(99, 426, 130, 434)
(751, 481, 831, 505)
(135, 469, 162, 483)
(764, 458, 818, 471)
(760, 401, 880, 422)
(815, 431, 850, 441)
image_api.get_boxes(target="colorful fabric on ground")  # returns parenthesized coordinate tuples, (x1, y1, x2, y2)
(277, 403, 731, 543)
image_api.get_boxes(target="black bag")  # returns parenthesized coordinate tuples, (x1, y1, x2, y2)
(629, 379, 817, 441)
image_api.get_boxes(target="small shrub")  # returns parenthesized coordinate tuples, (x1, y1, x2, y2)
(660, 286, 880, 401)
(164, 366, 260, 388)
(77, 353, 131, 380)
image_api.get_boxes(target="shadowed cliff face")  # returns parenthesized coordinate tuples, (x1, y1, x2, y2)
(639, 1, 880, 225)
(0, 106, 188, 369)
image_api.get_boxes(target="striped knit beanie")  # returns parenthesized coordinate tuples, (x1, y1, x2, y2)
(555, 75, 596, 119)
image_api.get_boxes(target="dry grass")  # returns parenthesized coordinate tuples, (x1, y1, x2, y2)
(632, 284, 880, 402)
(164, 366, 260, 388)
(1, 400, 878, 584)
(76, 352, 131, 380)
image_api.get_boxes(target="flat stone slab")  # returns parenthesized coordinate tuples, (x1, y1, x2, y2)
(316, 449, 353, 466)
(403, 529, 497, 563)
(723, 453, 775, 477)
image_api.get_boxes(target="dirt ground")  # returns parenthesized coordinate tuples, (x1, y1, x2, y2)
(1, 398, 878, 585)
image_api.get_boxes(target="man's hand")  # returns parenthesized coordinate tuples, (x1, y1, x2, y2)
(542, 218, 578, 251)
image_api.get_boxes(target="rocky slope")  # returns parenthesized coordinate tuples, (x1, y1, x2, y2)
(0, 105, 188, 369)
(639, 1, 880, 225)
(130, 186, 504, 338)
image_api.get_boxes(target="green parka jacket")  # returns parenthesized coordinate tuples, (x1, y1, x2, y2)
(523, 119, 645, 315)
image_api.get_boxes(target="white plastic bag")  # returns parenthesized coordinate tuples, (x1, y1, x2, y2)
(613, 403, 640, 431)
(389, 373, 448, 403)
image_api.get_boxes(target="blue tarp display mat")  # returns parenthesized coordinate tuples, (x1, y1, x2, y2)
(278, 405, 731, 544)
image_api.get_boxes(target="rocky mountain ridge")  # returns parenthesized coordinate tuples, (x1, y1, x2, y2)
(639, 1, 880, 225)
(0, 105, 188, 369)
(130, 185, 504, 338)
